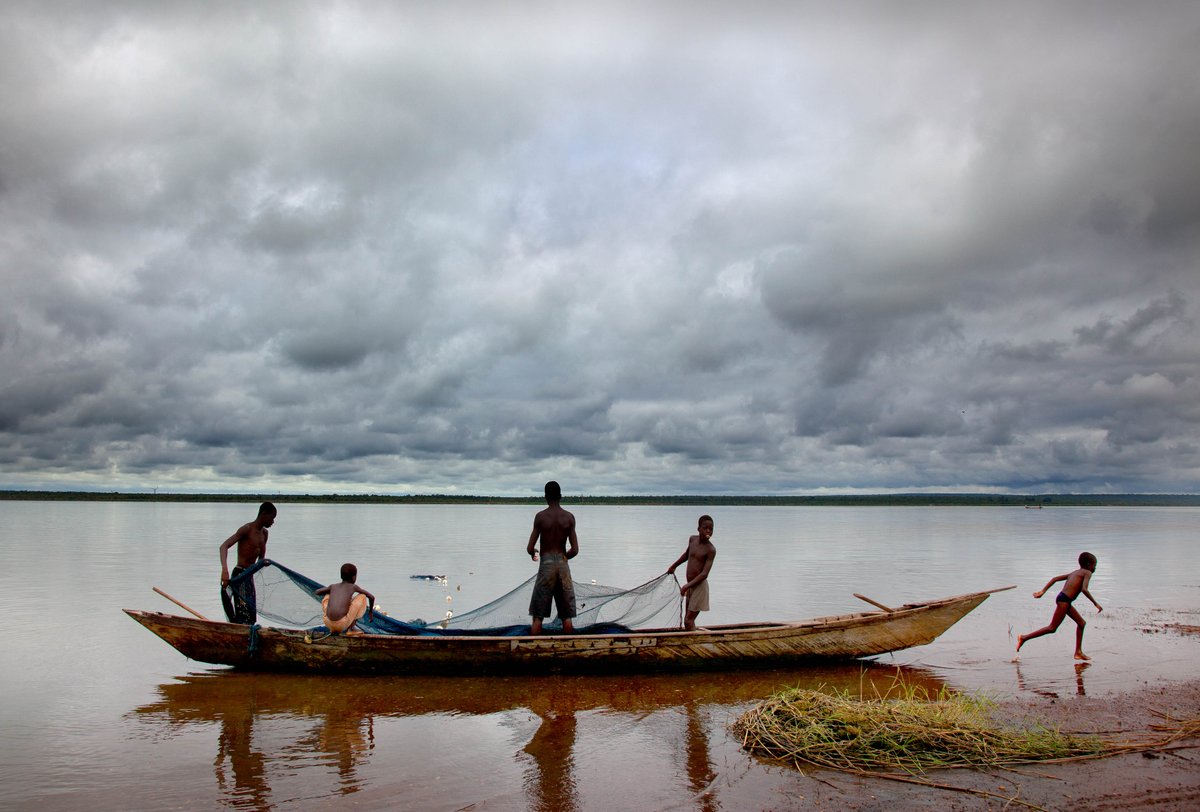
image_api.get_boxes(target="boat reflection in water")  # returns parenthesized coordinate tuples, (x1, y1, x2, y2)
(130, 662, 951, 810)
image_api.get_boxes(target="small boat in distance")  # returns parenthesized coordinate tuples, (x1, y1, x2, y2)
(125, 585, 1013, 675)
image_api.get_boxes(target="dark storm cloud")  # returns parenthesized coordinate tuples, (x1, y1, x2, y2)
(1, 2, 1198, 494)
(1074, 292, 1187, 355)
(279, 332, 371, 372)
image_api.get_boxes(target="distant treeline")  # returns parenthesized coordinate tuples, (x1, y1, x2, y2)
(2, 491, 1198, 507)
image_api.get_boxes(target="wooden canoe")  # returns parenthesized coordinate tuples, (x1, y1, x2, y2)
(125, 585, 1011, 674)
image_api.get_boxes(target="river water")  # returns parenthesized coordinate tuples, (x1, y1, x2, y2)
(1, 501, 1196, 810)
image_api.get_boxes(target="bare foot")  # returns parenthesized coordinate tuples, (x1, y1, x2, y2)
(1074, 651, 1090, 660)
(345, 629, 365, 637)
(1016, 634, 1026, 652)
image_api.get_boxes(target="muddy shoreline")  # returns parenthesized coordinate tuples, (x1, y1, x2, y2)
(748, 678, 1200, 810)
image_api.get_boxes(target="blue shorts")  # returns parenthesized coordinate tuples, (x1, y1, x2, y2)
(1055, 591, 1075, 604)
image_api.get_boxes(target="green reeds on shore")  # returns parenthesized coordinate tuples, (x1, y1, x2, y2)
(732, 685, 1106, 774)
(734, 682, 1200, 811)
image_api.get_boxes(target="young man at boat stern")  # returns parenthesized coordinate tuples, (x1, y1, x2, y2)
(218, 502, 276, 624)
(526, 481, 579, 635)
(316, 563, 375, 635)
(667, 515, 716, 631)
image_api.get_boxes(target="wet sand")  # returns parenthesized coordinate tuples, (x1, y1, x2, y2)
(736, 678, 1200, 811)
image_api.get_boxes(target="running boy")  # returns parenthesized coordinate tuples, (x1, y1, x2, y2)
(666, 515, 716, 631)
(315, 563, 376, 635)
(1017, 552, 1102, 660)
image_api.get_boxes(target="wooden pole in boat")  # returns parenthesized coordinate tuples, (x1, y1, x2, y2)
(153, 586, 210, 620)
(853, 593, 896, 613)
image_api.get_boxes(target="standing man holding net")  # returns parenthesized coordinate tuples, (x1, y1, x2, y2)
(219, 501, 276, 624)
(526, 481, 579, 635)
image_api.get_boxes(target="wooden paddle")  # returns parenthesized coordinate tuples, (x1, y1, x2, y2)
(853, 593, 896, 613)
(153, 586, 210, 620)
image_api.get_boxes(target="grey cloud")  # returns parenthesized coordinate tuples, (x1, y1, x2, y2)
(985, 341, 1067, 364)
(1074, 291, 1187, 354)
(0, 365, 110, 431)
(760, 250, 959, 386)
(1, 3, 1198, 495)
(279, 332, 371, 372)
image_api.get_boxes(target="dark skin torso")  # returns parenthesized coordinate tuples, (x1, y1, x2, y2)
(527, 503, 578, 559)
(315, 580, 375, 621)
(681, 535, 716, 586)
(1060, 568, 1089, 600)
(219, 517, 271, 585)
(668, 519, 716, 594)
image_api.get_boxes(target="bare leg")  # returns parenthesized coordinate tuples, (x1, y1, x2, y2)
(1017, 602, 1069, 651)
(531, 617, 543, 635)
(684, 610, 699, 631)
(562, 618, 574, 634)
(1068, 605, 1088, 659)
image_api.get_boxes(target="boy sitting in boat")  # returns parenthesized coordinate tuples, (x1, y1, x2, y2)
(666, 515, 717, 631)
(316, 563, 376, 635)
(1016, 552, 1102, 660)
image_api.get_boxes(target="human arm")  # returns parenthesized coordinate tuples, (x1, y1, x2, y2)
(315, 585, 331, 597)
(218, 528, 244, 586)
(1080, 572, 1102, 613)
(666, 550, 688, 574)
(527, 525, 540, 561)
(358, 587, 376, 620)
(1032, 573, 1067, 598)
(565, 523, 579, 560)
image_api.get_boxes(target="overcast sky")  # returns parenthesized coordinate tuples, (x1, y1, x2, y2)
(2, 2, 1198, 496)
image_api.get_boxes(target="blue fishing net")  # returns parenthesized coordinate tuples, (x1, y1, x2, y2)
(224, 560, 684, 635)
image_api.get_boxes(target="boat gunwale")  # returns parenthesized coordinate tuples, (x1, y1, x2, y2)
(124, 584, 1013, 645)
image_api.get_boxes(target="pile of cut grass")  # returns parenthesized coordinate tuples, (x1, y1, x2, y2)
(732, 685, 1105, 774)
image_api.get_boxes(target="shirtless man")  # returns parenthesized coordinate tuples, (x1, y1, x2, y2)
(526, 481, 579, 635)
(667, 515, 717, 631)
(218, 502, 276, 624)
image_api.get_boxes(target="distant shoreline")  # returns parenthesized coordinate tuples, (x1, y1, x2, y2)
(1, 490, 1197, 507)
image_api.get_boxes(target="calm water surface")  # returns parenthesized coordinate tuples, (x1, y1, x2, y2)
(1, 502, 1196, 810)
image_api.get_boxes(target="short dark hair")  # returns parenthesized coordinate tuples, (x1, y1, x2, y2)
(545, 481, 562, 500)
(258, 502, 277, 517)
(698, 514, 713, 527)
(340, 562, 357, 581)
(1079, 552, 1097, 569)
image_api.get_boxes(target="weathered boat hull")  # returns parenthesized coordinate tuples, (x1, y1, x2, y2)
(125, 587, 1008, 674)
